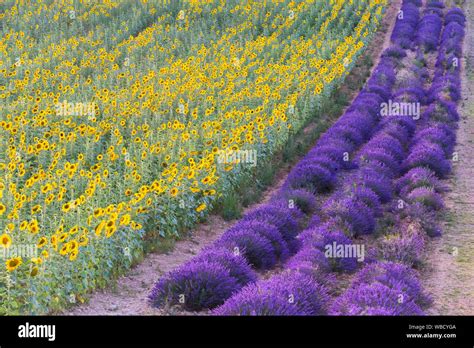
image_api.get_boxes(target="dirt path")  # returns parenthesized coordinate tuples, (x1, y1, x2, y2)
(422, 0, 474, 315)
(64, 1, 401, 316)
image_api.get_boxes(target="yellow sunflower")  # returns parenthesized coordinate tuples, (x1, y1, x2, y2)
(37, 237, 47, 248)
(6, 257, 22, 272)
(195, 203, 207, 213)
(0, 234, 12, 248)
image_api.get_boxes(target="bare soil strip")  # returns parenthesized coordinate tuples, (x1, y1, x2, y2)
(422, 0, 474, 315)
(65, 1, 401, 316)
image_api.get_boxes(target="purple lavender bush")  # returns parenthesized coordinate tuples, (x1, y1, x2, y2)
(241, 204, 302, 245)
(214, 271, 329, 315)
(379, 229, 426, 267)
(330, 282, 424, 315)
(298, 225, 360, 272)
(416, 13, 443, 52)
(405, 187, 445, 211)
(403, 142, 452, 179)
(213, 227, 277, 270)
(396, 167, 445, 196)
(391, 3, 421, 49)
(226, 220, 290, 262)
(195, 248, 258, 285)
(351, 262, 431, 307)
(285, 163, 336, 193)
(350, 168, 393, 203)
(149, 261, 240, 311)
(285, 246, 332, 277)
(411, 124, 456, 156)
(274, 188, 318, 215)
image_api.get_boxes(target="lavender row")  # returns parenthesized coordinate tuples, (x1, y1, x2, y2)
(147, 19, 399, 312)
(147, 58, 396, 312)
(210, 42, 413, 316)
(211, 82, 418, 315)
(213, 1, 466, 316)
(387, 5, 466, 241)
(331, 4, 466, 316)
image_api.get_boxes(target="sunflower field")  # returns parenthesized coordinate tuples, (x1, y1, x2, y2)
(0, 0, 387, 314)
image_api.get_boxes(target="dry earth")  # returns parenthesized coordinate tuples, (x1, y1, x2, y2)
(422, 0, 474, 315)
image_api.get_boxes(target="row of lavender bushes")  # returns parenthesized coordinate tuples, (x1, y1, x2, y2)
(332, 1, 466, 316)
(212, 48, 400, 314)
(146, 51, 397, 312)
(147, 5, 400, 312)
(212, 0, 465, 315)
(147, 0, 465, 315)
(212, 0, 421, 313)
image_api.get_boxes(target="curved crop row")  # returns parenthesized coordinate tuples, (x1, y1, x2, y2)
(212, 48, 413, 314)
(147, 7, 399, 313)
(211, 0, 466, 316)
(333, 3, 465, 316)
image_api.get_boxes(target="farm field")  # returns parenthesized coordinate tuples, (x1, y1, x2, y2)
(0, 0, 387, 315)
(0, 0, 472, 324)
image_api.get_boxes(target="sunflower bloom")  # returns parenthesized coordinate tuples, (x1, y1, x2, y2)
(0, 234, 12, 248)
(6, 257, 22, 272)
(196, 203, 207, 213)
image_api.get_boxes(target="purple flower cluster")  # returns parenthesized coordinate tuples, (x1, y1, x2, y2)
(331, 261, 431, 315)
(330, 281, 424, 315)
(353, 262, 431, 305)
(411, 124, 456, 156)
(391, 2, 421, 49)
(403, 141, 452, 178)
(285, 247, 331, 277)
(148, 201, 305, 310)
(214, 271, 330, 315)
(149, 260, 241, 311)
(396, 167, 446, 198)
(416, 13, 443, 52)
(296, 225, 359, 273)
(272, 189, 318, 215)
(323, 196, 377, 236)
(379, 227, 426, 266)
